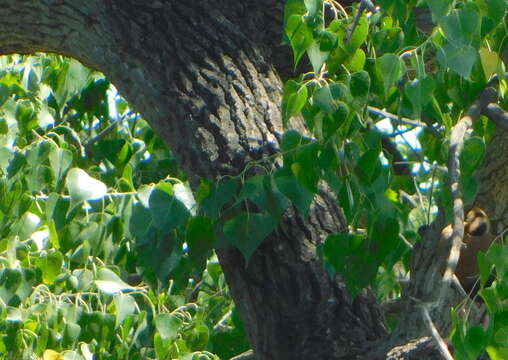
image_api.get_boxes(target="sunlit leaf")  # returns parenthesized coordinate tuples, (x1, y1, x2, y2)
(44, 349, 63, 360)
(95, 268, 135, 294)
(479, 48, 500, 80)
(36, 251, 64, 285)
(66, 167, 107, 201)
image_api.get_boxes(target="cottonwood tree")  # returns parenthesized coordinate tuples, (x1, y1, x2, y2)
(2, 1, 508, 359)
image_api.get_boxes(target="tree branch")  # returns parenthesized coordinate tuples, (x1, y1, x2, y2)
(420, 305, 453, 360)
(441, 86, 497, 298)
(484, 103, 508, 131)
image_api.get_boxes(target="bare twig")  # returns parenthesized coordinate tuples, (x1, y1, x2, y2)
(420, 305, 454, 360)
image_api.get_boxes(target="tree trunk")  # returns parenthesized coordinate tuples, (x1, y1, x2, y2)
(0, 0, 465, 358)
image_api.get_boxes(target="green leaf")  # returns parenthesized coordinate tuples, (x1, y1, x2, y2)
(376, 54, 406, 95)
(46, 193, 69, 230)
(465, 326, 488, 357)
(114, 294, 137, 329)
(17, 211, 41, 240)
(72, 269, 94, 292)
(347, 48, 366, 72)
(355, 149, 381, 185)
(460, 137, 486, 174)
(7, 151, 26, 180)
(54, 59, 92, 109)
(304, 0, 322, 17)
(148, 187, 190, 232)
(484, 0, 506, 22)
(0, 83, 10, 107)
(307, 41, 329, 73)
(173, 183, 196, 214)
(154, 332, 171, 360)
(223, 213, 277, 263)
(285, 14, 314, 65)
(284, 0, 306, 27)
(437, 43, 477, 79)
(63, 322, 81, 346)
(486, 346, 508, 360)
(314, 84, 338, 114)
(318, 30, 338, 52)
(280, 129, 307, 153)
(487, 244, 508, 284)
(187, 323, 210, 351)
(129, 202, 153, 239)
(427, 0, 453, 21)
(350, 71, 370, 100)
(372, 214, 400, 264)
(405, 77, 435, 117)
(155, 313, 184, 340)
(440, 8, 481, 46)
(282, 80, 308, 124)
(200, 179, 239, 218)
(186, 216, 216, 267)
(274, 175, 314, 216)
(49, 146, 73, 185)
(48, 219, 60, 249)
(0, 269, 22, 305)
(347, 15, 368, 52)
(479, 48, 500, 80)
(36, 251, 64, 285)
(237, 175, 289, 220)
(321, 233, 377, 296)
(38, 104, 55, 128)
(323, 103, 348, 139)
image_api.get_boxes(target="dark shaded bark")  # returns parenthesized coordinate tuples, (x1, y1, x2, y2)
(0, 0, 457, 358)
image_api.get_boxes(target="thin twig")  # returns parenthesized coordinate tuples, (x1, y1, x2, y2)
(420, 305, 454, 360)
(83, 110, 134, 151)
(368, 106, 428, 128)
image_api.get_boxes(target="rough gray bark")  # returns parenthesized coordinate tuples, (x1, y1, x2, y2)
(477, 130, 508, 232)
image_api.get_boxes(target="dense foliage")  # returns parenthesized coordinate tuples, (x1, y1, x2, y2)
(0, 54, 249, 360)
(3, 0, 508, 359)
